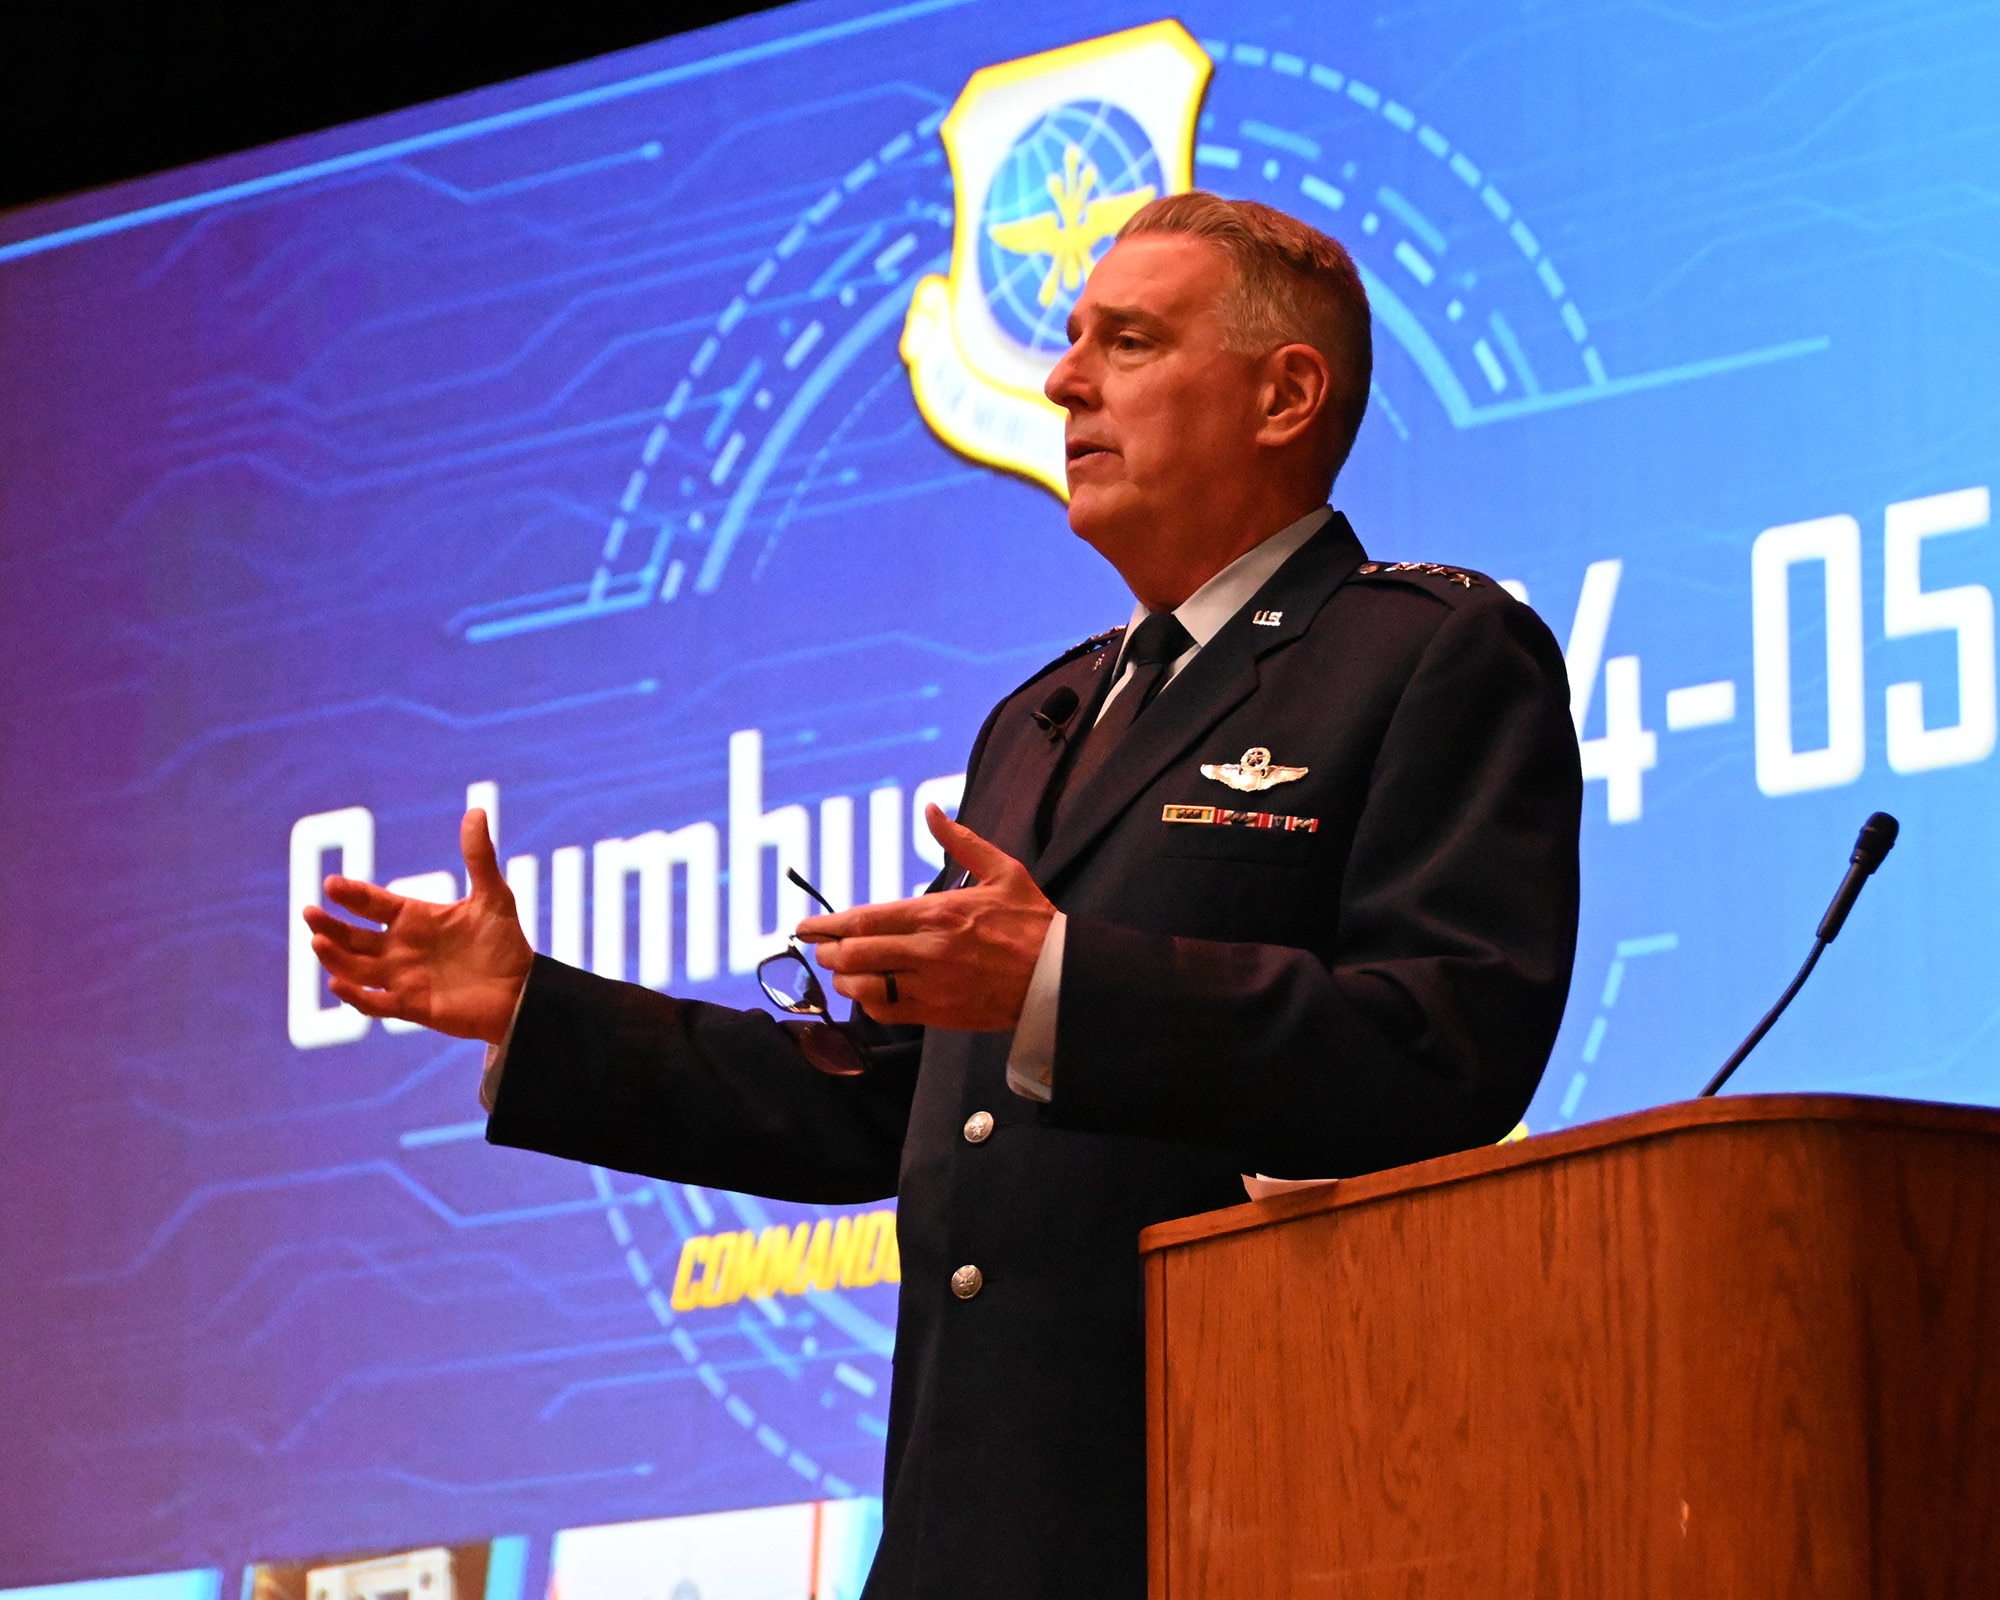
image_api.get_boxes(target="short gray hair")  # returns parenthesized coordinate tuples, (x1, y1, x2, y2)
(1118, 191, 1373, 479)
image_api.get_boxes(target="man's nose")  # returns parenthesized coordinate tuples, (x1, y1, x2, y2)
(1044, 343, 1091, 409)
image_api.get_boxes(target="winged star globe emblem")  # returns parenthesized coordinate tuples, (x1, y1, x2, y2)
(1201, 747, 1310, 793)
(984, 142, 1156, 309)
(897, 22, 1211, 498)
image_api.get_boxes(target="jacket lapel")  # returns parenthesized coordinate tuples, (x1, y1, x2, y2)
(1032, 515, 1368, 892)
(974, 640, 1123, 870)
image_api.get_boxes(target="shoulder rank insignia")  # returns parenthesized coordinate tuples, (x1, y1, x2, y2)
(1356, 561, 1483, 588)
(1045, 625, 1122, 674)
(1081, 625, 1123, 670)
(1200, 746, 1309, 793)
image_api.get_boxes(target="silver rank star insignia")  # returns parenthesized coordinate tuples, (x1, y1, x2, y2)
(1200, 746, 1309, 793)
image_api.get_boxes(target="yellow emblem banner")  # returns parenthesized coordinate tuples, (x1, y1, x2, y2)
(899, 21, 1211, 497)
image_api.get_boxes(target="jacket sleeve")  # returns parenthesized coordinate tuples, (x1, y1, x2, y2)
(481, 683, 1026, 1200)
(1042, 596, 1582, 1178)
(485, 955, 923, 1203)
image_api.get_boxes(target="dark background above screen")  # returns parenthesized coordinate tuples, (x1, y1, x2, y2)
(1, 0, 784, 211)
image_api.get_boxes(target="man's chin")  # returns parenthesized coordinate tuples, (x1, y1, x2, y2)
(1064, 481, 1107, 535)
(1064, 482, 1136, 546)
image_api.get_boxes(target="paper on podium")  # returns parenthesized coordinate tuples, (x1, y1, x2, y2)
(1241, 1173, 1338, 1202)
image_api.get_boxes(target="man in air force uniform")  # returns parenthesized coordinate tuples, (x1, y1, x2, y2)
(305, 193, 1582, 1600)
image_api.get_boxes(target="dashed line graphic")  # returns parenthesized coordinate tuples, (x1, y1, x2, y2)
(460, 108, 952, 641)
(1554, 933, 1681, 1124)
(1194, 38, 1827, 431)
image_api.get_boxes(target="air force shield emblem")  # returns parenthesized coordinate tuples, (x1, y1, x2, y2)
(898, 22, 1211, 498)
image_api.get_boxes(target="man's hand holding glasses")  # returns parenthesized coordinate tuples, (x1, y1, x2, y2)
(759, 805, 1056, 1070)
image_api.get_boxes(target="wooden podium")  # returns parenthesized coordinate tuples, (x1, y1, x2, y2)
(1139, 1094, 2000, 1598)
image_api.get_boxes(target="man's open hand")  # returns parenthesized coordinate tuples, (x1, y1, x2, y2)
(800, 805, 1055, 1029)
(302, 809, 533, 1044)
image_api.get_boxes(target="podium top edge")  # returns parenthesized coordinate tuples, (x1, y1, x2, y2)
(1138, 1092, 2000, 1254)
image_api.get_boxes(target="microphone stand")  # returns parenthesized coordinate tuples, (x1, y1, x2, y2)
(1698, 943, 1825, 1098)
(1698, 811, 1898, 1098)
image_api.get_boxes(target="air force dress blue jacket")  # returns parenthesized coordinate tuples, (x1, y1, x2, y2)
(486, 512, 1583, 1598)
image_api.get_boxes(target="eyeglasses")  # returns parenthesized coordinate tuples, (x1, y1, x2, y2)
(755, 867, 867, 1077)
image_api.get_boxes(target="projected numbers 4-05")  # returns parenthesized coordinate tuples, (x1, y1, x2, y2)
(1558, 485, 1993, 823)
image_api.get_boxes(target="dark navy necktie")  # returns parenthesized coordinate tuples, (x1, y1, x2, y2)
(1053, 610, 1195, 829)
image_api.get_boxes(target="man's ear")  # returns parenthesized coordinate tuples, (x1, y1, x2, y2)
(1254, 343, 1332, 450)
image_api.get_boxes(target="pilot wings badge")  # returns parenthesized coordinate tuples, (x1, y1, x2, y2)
(1201, 747, 1309, 793)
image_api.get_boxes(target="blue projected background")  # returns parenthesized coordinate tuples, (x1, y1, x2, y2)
(2, 0, 1997, 1591)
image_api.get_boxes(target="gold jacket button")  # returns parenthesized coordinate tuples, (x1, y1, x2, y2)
(950, 1264, 983, 1300)
(963, 1111, 994, 1143)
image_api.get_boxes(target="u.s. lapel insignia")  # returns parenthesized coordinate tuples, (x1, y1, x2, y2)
(1200, 746, 1309, 793)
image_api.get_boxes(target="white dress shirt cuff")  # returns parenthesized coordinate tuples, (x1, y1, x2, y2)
(1004, 912, 1066, 1103)
(478, 980, 531, 1114)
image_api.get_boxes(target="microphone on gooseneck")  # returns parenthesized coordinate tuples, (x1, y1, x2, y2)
(1816, 810, 1900, 941)
(1032, 685, 1081, 742)
(1699, 811, 1899, 1098)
